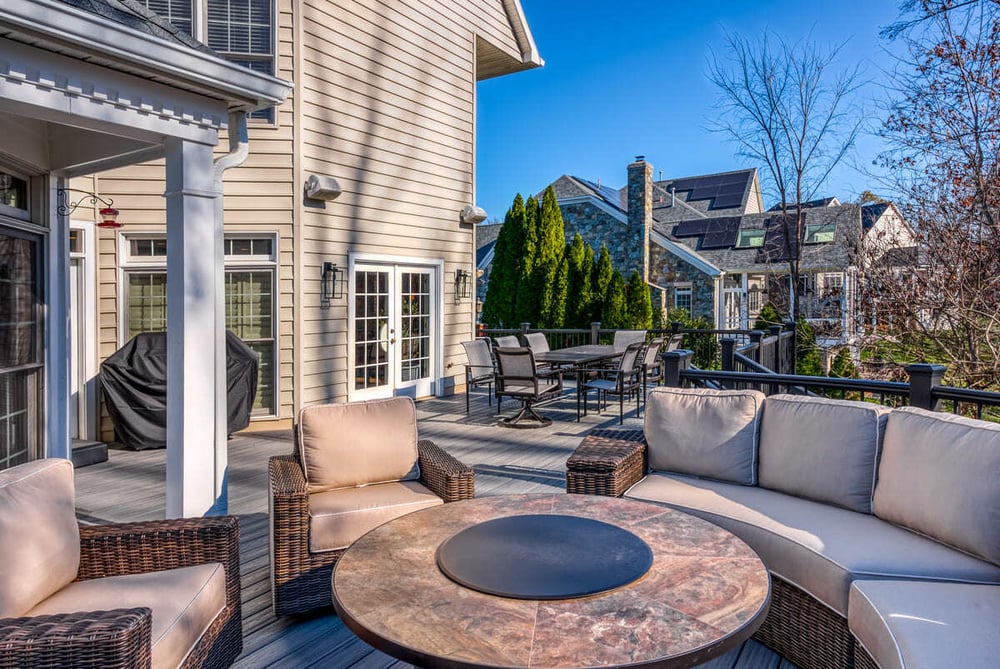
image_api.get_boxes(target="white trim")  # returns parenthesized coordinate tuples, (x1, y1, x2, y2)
(559, 194, 628, 224)
(501, 0, 544, 67)
(4, 0, 290, 111)
(650, 229, 722, 277)
(69, 219, 98, 441)
(347, 253, 446, 402)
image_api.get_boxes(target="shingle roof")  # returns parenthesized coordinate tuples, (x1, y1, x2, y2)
(654, 203, 862, 272)
(767, 197, 840, 212)
(476, 239, 497, 268)
(476, 222, 503, 251)
(861, 202, 890, 231)
(54, 0, 212, 53)
(642, 168, 758, 224)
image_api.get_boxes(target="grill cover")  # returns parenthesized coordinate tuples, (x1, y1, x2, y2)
(100, 332, 259, 450)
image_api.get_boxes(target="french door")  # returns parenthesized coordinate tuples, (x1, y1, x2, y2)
(352, 264, 438, 400)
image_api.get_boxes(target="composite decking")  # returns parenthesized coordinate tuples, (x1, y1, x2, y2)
(73, 388, 794, 669)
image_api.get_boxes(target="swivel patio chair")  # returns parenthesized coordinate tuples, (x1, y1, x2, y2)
(494, 346, 564, 428)
(268, 396, 475, 616)
(0, 459, 242, 669)
(461, 338, 495, 414)
(581, 341, 644, 424)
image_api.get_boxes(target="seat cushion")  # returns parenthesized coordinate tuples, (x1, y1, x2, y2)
(625, 472, 1000, 615)
(874, 407, 1000, 566)
(0, 459, 81, 617)
(644, 387, 764, 485)
(28, 563, 226, 669)
(849, 580, 1000, 669)
(297, 397, 420, 494)
(759, 394, 889, 513)
(308, 480, 443, 553)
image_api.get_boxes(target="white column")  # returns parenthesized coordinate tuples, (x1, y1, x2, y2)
(46, 177, 71, 460)
(164, 138, 222, 518)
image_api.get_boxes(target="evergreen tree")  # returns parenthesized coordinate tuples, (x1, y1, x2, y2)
(535, 187, 566, 327)
(753, 302, 785, 331)
(514, 196, 541, 324)
(480, 195, 526, 326)
(795, 317, 824, 376)
(830, 347, 858, 378)
(564, 234, 592, 327)
(626, 271, 653, 329)
(591, 244, 614, 323)
(547, 253, 569, 328)
(581, 243, 596, 325)
(602, 270, 629, 329)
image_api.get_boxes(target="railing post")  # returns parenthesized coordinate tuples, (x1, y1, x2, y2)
(590, 322, 601, 345)
(671, 321, 682, 335)
(906, 363, 946, 410)
(720, 339, 737, 371)
(748, 330, 763, 364)
(661, 350, 693, 387)
(786, 320, 797, 374)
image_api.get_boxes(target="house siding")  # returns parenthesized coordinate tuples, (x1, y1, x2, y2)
(87, 0, 526, 439)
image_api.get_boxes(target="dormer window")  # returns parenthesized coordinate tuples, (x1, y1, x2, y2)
(804, 223, 836, 244)
(735, 229, 765, 248)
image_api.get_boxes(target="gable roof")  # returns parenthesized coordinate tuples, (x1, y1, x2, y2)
(861, 201, 890, 231)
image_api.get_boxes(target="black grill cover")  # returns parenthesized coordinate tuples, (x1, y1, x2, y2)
(100, 332, 259, 450)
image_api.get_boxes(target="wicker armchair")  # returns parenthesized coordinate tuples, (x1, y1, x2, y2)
(0, 460, 242, 669)
(269, 397, 474, 616)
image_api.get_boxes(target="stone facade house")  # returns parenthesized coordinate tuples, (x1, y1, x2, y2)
(546, 157, 913, 345)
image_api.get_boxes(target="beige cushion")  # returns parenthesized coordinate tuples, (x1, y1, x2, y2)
(625, 472, 1000, 615)
(308, 480, 443, 552)
(0, 459, 81, 618)
(297, 397, 421, 494)
(873, 407, 1000, 565)
(645, 387, 764, 485)
(28, 563, 226, 669)
(759, 394, 889, 513)
(849, 580, 1000, 669)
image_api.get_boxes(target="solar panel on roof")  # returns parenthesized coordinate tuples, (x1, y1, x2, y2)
(674, 219, 711, 237)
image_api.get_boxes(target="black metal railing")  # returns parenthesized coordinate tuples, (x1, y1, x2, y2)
(660, 350, 1000, 419)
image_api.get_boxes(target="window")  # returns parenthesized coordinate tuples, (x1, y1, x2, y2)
(821, 273, 843, 297)
(674, 285, 692, 313)
(141, 0, 275, 122)
(735, 229, 765, 248)
(804, 223, 836, 244)
(121, 234, 278, 416)
(0, 171, 29, 221)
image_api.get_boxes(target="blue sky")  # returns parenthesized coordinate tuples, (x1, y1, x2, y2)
(475, 0, 905, 223)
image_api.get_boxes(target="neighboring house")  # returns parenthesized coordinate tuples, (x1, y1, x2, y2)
(69, 2, 540, 443)
(1, 0, 290, 514)
(543, 157, 913, 345)
(1, 0, 540, 514)
(475, 221, 502, 313)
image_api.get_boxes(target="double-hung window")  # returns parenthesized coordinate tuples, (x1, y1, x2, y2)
(121, 234, 278, 416)
(674, 285, 693, 313)
(141, 0, 275, 122)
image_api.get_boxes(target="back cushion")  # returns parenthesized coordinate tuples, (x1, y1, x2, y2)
(0, 459, 81, 617)
(298, 397, 420, 494)
(645, 387, 764, 485)
(759, 395, 889, 513)
(873, 407, 1000, 565)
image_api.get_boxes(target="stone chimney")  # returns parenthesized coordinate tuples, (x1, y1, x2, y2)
(627, 156, 653, 280)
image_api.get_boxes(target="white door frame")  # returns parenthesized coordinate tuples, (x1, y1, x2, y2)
(347, 253, 444, 402)
(68, 219, 97, 440)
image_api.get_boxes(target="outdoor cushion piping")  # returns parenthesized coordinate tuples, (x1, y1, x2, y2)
(850, 583, 906, 669)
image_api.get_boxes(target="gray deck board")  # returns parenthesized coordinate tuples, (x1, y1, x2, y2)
(73, 388, 791, 669)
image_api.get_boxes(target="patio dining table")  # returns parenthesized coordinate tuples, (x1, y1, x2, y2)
(534, 344, 620, 420)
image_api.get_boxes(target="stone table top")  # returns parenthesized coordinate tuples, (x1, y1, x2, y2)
(331, 494, 771, 669)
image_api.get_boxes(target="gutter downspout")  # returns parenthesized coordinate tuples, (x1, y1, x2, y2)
(210, 111, 250, 514)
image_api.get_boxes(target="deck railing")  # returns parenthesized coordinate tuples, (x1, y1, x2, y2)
(661, 350, 1000, 420)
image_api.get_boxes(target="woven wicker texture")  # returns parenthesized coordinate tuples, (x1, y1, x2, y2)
(1, 516, 241, 669)
(752, 575, 854, 669)
(853, 639, 880, 669)
(269, 440, 474, 616)
(565, 430, 646, 497)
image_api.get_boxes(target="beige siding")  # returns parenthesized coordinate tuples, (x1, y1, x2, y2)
(85, 0, 528, 439)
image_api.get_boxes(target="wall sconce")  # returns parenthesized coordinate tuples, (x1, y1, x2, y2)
(459, 204, 488, 225)
(321, 262, 345, 304)
(454, 269, 472, 301)
(57, 188, 122, 228)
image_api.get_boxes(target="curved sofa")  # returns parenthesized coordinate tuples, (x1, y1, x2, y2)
(566, 388, 1000, 669)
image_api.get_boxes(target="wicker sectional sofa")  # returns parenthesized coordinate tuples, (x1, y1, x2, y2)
(566, 388, 1000, 669)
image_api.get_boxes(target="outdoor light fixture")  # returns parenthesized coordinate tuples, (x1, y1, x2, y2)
(321, 262, 345, 303)
(459, 204, 488, 225)
(57, 188, 122, 228)
(454, 269, 472, 301)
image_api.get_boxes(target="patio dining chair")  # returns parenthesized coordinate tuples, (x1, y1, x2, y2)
(581, 341, 644, 424)
(640, 336, 666, 394)
(494, 347, 564, 428)
(613, 329, 647, 353)
(268, 396, 474, 615)
(524, 331, 554, 376)
(494, 334, 520, 348)
(461, 339, 495, 414)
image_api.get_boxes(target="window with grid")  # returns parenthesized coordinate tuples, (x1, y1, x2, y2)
(141, 0, 275, 122)
(122, 235, 277, 416)
(674, 287, 692, 313)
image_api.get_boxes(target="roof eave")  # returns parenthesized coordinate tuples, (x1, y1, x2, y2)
(502, 0, 544, 68)
(5, 0, 291, 110)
